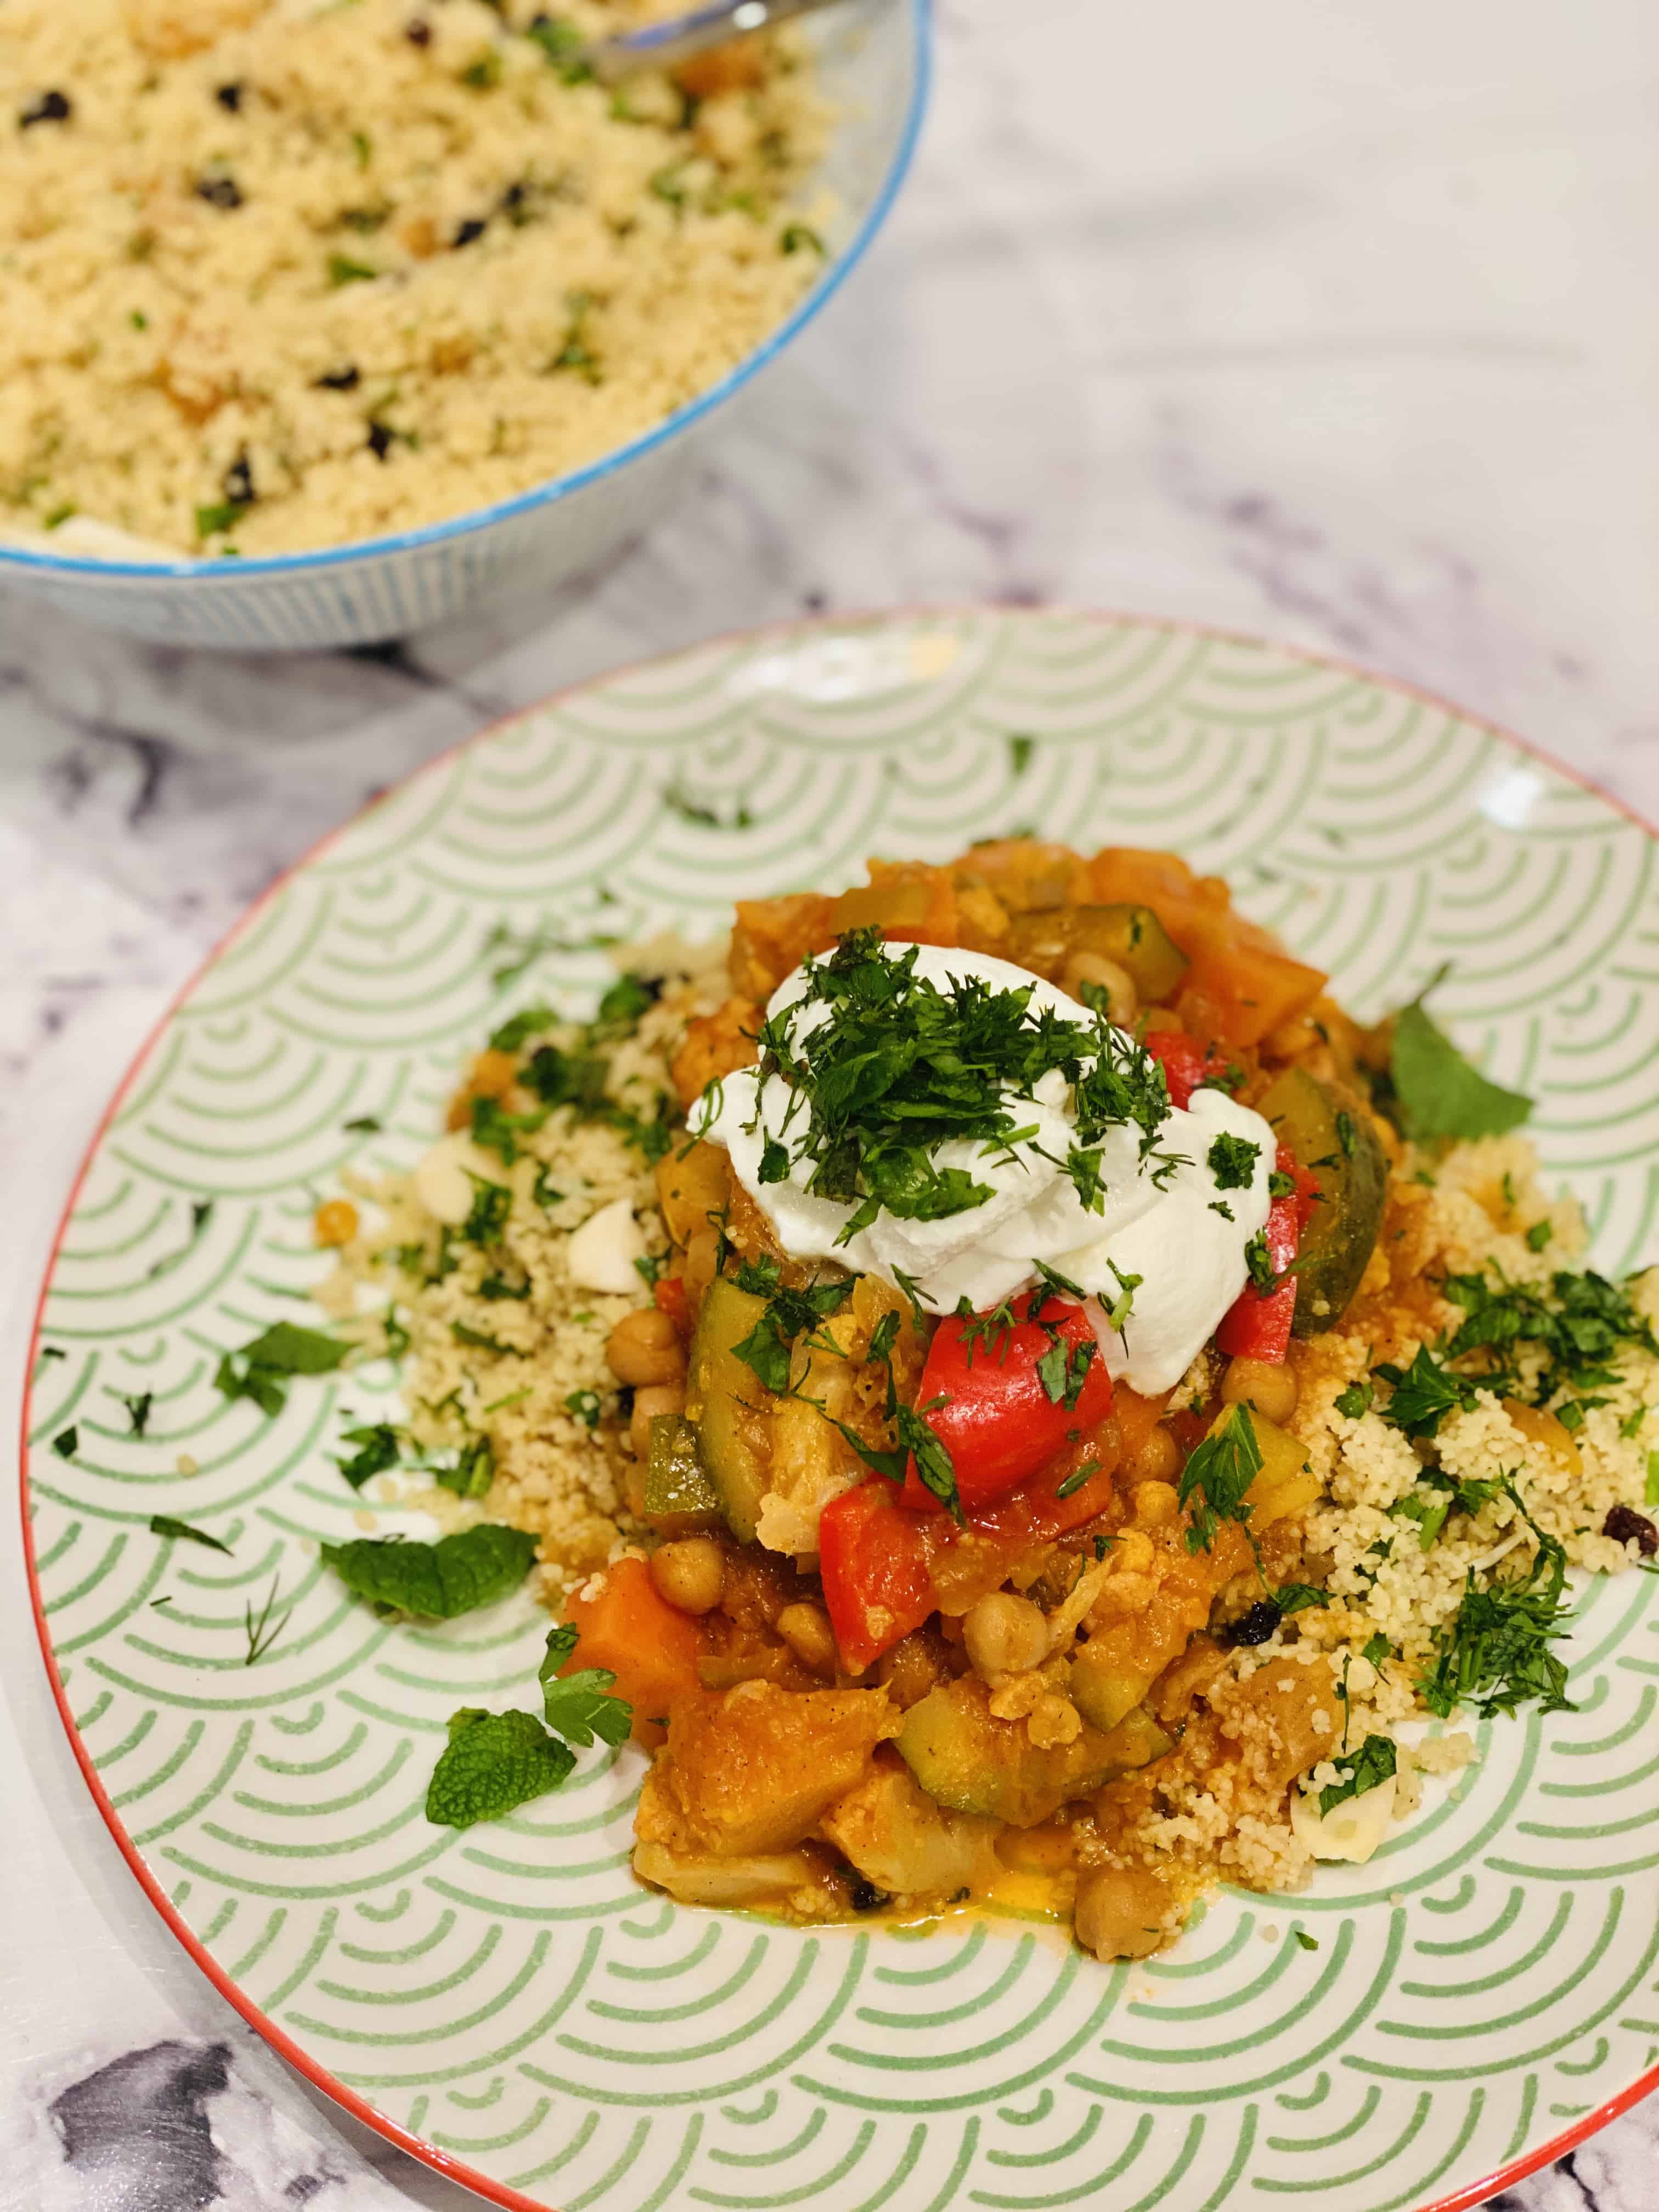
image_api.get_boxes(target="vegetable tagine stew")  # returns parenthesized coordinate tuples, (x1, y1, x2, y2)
(296, 840, 1659, 1960)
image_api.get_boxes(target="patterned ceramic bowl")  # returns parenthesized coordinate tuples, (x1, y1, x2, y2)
(0, 1, 928, 653)
(24, 610, 1659, 2212)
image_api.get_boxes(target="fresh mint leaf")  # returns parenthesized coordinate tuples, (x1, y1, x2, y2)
(323, 1522, 538, 1617)
(425, 1707, 575, 1828)
(1390, 994, 1532, 1143)
(149, 1513, 232, 1555)
(1317, 1734, 1396, 1816)
(215, 1321, 349, 1417)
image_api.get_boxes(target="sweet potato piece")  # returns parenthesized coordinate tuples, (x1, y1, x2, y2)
(730, 893, 836, 1000)
(1220, 1656, 1341, 1793)
(670, 997, 762, 1110)
(659, 1681, 899, 1854)
(654, 1139, 732, 1248)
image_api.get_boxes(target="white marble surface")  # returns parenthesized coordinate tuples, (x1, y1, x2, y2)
(4, 0, 1658, 2205)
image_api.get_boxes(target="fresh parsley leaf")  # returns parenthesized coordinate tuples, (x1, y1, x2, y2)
(323, 1523, 538, 1617)
(479, 1271, 531, 1301)
(955, 1296, 1017, 1365)
(453, 1320, 514, 1356)
(731, 1278, 857, 1394)
(1267, 1169, 1297, 1199)
(1317, 1733, 1397, 1816)
(1243, 1232, 1279, 1296)
(758, 1137, 790, 1184)
(1294, 1929, 1319, 1953)
(342, 1114, 382, 1134)
(564, 1389, 602, 1430)
(1207, 1133, 1261, 1191)
(470, 1094, 548, 1164)
(1420, 1483, 1576, 1719)
(524, 1041, 609, 1113)
(1054, 1457, 1101, 1500)
(1362, 1632, 1392, 1667)
(1334, 1380, 1373, 1421)
(538, 1622, 633, 1747)
(1008, 733, 1036, 775)
(460, 1175, 512, 1246)
(1032, 1258, 1089, 1304)
(149, 1513, 233, 1554)
(1373, 1345, 1480, 1439)
(1526, 1220, 1553, 1252)
(1102, 1263, 1141, 1334)
(425, 1707, 575, 1829)
(1177, 1404, 1262, 1554)
(899, 1400, 962, 1522)
(436, 1436, 494, 1499)
(734, 1256, 782, 1297)
(1390, 994, 1532, 1143)
(335, 1421, 400, 1490)
(215, 1321, 349, 1417)
(1620, 1404, 1647, 1441)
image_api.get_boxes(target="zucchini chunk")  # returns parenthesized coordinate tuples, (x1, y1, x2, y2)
(1257, 1067, 1386, 1335)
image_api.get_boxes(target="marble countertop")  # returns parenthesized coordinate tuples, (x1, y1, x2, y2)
(3, 1, 1657, 2205)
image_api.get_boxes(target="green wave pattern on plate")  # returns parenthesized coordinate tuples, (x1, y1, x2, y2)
(28, 612, 1659, 2212)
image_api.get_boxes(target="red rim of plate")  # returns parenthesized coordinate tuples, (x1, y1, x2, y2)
(20, 605, 1659, 2212)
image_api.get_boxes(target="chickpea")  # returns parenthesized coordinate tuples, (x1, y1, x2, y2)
(1222, 1356, 1299, 1426)
(649, 1537, 724, 1616)
(775, 1601, 839, 1674)
(313, 1198, 358, 1248)
(1061, 952, 1137, 1026)
(629, 1382, 686, 1459)
(607, 1307, 687, 1388)
(1124, 1424, 1179, 1486)
(963, 1590, 1049, 1678)
(1074, 1864, 1173, 1961)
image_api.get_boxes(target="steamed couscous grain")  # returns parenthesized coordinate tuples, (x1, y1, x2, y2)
(0, 0, 830, 555)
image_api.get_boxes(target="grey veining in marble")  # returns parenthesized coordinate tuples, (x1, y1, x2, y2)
(3, 0, 1659, 2206)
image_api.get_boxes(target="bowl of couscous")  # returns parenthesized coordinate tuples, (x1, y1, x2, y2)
(0, 0, 928, 648)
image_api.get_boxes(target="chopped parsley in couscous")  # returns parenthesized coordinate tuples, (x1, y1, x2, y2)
(301, 843, 1659, 1958)
(1, 0, 829, 555)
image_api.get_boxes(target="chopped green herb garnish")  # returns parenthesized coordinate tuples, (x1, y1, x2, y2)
(120, 1390, 154, 1438)
(1243, 1232, 1279, 1297)
(731, 1277, 856, 1394)
(149, 1513, 232, 1555)
(781, 222, 825, 255)
(1317, 1733, 1396, 1816)
(1177, 1404, 1261, 1555)
(1272, 1583, 1328, 1616)
(342, 1114, 381, 1134)
(1294, 1929, 1319, 1952)
(1373, 1344, 1480, 1440)
(1207, 1133, 1261, 1191)
(489, 1003, 556, 1052)
(1362, 1632, 1392, 1668)
(460, 1175, 512, 1247)
(436, 1435, 494, 1499)
(335, 1421, 400, 1490)
(563, 1389, 602, 1429)
(1334, 1380, 1373, 1421)
(1525, 1220, 1553, 1252)
(540, 1624, 633, 1748)
(1420, 1483, 1575, 1719)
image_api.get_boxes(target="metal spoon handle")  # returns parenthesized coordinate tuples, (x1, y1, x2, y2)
(586, 0, 845, 82)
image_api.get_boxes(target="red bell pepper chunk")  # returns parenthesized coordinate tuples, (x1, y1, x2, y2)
(1214, 1144, 1321, 1364)
(652, 1273, 690, 1338)
(817, 1480, 936, 1671)
(1143, 1029, 1234, 1111)
(901, 1294, 1115, 1516)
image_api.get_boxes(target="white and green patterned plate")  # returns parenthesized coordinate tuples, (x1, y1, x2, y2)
(24, 610, 1659, 2212)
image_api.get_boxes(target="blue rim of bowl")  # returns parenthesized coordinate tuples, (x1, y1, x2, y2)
(0, 0, 931, 586)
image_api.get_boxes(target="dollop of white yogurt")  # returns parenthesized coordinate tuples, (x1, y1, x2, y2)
(696, 943, 1276, 1395)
